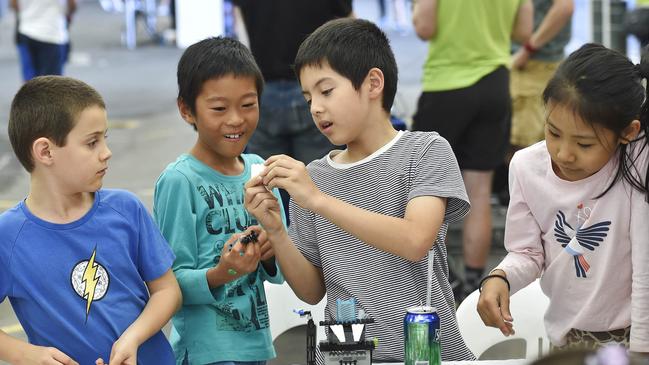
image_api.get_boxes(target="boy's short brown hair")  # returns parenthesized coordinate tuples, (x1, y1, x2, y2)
(8, 76, 106, 172)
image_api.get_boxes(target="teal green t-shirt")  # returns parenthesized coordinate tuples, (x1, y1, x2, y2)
(153, 153, 285, 365)
(422, 0, 525, 91)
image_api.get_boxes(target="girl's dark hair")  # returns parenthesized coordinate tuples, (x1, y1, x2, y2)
(543, 43, 649, 202)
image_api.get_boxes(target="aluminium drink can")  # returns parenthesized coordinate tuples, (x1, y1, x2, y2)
(404, 305, 441, 365)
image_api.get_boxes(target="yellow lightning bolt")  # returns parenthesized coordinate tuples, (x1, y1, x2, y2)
(81, 248, 100, 320)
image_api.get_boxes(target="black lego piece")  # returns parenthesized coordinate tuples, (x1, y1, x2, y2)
(240, 230, 259, 245)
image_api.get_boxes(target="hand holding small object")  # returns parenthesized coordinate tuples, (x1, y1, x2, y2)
(239, 230, 259, 245)
(256, 229, 275, 262)
(244, 179, 284, 235)
(249, 163, 271, 191)
(261, 155, 322, 210)
(219, 229, 261, 279)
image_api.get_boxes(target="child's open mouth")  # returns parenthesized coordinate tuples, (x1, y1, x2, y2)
(320, 122, 333, 130)
(224, 133, 243, 140)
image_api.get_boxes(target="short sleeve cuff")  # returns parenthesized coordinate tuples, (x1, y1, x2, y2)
(409, 188, 470, 224)
(141, 247, 175, 282)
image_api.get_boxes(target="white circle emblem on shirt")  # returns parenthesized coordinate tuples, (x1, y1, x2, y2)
(70, 260, 110, 301)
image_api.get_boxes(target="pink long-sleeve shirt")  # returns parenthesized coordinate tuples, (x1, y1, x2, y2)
(495, 141, 649, 351)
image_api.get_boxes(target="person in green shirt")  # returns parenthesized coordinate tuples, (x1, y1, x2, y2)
(412, 0, 533, 302)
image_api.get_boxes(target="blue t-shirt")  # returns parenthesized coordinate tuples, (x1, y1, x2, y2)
(0, 189, 176, 364)
(154, 153, 285, 365)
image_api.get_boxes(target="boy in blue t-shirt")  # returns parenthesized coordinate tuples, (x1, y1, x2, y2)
(153, 37, 285, 365)
(0, 76, 181, 365)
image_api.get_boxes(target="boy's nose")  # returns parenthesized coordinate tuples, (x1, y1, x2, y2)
(226, 111, 245, 126)
(102, 145, 113, 161)
(310, 101, 324, 116)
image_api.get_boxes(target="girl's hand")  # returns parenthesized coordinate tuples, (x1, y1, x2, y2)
(244, 178, 284, 235)
(476, 273, 515, 336)
(18, 344, 79, 365)
(262, 155, 323, 210)
(219, 230, 261, 278)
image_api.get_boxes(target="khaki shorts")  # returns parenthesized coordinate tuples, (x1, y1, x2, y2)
(510, 59, 561, 147)
(550, 327, 631, 351)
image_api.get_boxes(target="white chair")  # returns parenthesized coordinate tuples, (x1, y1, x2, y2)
(264, 281, 327, 342)
(456, 278, 550, 360)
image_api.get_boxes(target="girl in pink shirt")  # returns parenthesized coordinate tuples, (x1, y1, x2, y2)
(477, 43, 649, 354)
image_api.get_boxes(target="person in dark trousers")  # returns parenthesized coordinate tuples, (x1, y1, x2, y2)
(10, 0, 76, 80)
(233, 0, 352, 224)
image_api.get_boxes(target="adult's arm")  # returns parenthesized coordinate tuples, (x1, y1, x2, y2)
(512, 0, 534, 43)
(413, 0, 437, 40)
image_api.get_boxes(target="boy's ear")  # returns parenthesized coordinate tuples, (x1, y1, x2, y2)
(619, 119, 641, 144)
(32, 137, 55, 167)
(366, 68, 384, 100)
(177, 98, 196, 126)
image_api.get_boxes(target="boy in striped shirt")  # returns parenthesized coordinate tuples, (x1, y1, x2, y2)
(245, 18, 475, 362)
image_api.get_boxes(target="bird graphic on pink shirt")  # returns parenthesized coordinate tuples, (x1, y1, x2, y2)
(553, 204, 611, 278)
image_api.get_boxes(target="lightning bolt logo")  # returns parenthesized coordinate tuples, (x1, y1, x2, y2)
(71, 246, 110, 323)
(81, 247, 100, 321)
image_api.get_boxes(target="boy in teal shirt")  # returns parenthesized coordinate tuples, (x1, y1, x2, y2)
(154, 37, 285, 365)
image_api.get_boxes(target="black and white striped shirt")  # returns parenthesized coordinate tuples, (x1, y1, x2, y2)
(289, 131, 476, 361)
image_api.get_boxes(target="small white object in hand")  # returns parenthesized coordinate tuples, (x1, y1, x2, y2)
(250, 163, 265, 182)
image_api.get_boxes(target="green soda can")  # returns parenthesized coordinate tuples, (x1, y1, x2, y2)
(404, 305, 441, 365)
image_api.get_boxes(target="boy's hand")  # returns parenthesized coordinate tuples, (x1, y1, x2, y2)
(19, 345, 79, 365)
(255, 229, 278, 276)
(476, 271, 514, 336)
(96, 333, 138, 365)
(256, 229, 275, 262)
(262, 155, 322, 210)
(219, 230, 262, 278)
(244, 178, 284, 235)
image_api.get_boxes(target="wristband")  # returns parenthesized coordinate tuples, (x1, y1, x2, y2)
(523, 41, 538, 54)
(479, 274, 510, 293)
